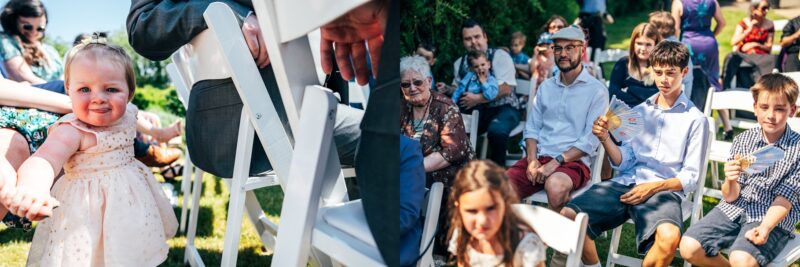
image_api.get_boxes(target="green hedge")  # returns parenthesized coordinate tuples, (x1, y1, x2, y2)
(400, 0, 664, 83)
(132, 85, 185, 117)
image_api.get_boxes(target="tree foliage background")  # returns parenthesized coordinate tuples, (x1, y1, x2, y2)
(400, 0, 662, 83)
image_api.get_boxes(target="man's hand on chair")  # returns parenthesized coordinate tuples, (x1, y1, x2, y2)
(242, 13, 270, 68)
(319, 1, 387, 86)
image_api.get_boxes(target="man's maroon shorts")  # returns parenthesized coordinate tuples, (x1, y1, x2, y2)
(505, 156, 591, 199)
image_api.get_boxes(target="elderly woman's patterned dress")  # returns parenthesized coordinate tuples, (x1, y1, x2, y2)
(401, 91, 473, 187)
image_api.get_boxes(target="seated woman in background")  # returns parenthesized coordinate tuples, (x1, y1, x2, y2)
(608, 23, 662, 107)
(400, 55, 473, 185)
(400, 55, 473, 258)
(0, 0, 62, 84)
(731, 0, 774, 55)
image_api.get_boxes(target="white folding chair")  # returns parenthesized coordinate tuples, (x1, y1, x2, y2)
(417, 182, 444, 267)
(271, 87, 381, 267)
(165, 63, 204, 234)
(512, 204, 589, 267)
(170, 3, 352, 265)
(705, 91, 757, 199)
(592, 48, 628, 66)
(462, 110, 480, 150)
(521, 146, 605, 205)
(606, 117, 714, 267)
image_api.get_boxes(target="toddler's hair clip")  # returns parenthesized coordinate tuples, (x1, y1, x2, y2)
(81, 32, 107, 45)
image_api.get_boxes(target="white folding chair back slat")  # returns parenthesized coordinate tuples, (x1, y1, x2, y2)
(418, 182, 444, 267)
(165, 63, 198, 235)
(592, 49, 628, 65)
(606, 117, 714, 267)
(703, 87, 714, 117)
(512, 204, 588, 267)
(252, 0, 368, 132)
(707, 91, 756, 197)
(462, 110, 480, 150)
(272, 87, 346, 267)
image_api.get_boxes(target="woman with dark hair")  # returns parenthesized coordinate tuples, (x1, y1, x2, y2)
(0, 0, 62, 84)
(542, 15, 568, 35)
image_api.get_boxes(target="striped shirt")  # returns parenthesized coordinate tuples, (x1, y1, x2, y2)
(717, 126, 800, 232)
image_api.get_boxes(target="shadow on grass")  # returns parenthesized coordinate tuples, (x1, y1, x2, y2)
(0, 227, 35, 245)
(173, 205, 215, 238)
(161, 242, 273, 266)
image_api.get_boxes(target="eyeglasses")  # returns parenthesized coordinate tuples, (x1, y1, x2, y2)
(552, 44, 583, 54)
(548, 24, 565, 31)
(758, 5, 769, 11)
(22, 24, 44, 32)
(400, 79, 425, 89)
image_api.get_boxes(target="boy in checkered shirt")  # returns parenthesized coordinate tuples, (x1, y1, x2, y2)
(681, 74, 800, 266)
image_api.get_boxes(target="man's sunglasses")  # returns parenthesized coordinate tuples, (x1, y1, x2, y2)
(400, 79, 425, 89)
(22, 24, 45, 32)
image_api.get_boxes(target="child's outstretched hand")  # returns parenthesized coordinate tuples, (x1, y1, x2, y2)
(724, 155, 743, 182)
(8, 185, 59, 221)
(745, 224, 771, 245)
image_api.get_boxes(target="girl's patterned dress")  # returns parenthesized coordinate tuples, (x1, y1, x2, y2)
(26, 104, 177, 266)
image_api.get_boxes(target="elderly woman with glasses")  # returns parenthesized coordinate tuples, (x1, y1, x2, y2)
(0, 0, 62, 84)
(401, 54, 472, 257)
(400, 55, 473, 187)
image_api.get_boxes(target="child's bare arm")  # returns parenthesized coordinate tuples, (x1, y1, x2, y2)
(746, 196, 791, 245)
(9, 124, 82, 220)
(136, 113, 181, 143)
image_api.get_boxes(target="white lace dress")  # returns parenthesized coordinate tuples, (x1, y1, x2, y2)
(26, 104, 178, 267)
(448, 228, 546, 267)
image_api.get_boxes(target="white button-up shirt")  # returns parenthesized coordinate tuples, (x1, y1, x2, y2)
(524, 67, 609, 166)
(611, 92, 709, 196)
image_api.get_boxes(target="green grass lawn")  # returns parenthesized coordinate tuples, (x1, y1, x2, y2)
(0, 172, 283, 266)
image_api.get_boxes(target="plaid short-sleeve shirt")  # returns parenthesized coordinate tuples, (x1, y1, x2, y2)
(717, 126, 800, 232)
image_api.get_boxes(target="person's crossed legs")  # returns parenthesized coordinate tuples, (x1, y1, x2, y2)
(560, 181, 683, 267)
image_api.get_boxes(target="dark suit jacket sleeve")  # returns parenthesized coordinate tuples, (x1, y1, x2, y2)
(126, 0, 253, 61)
(399, 136, 425, 234)
(608, 57, 628, 99)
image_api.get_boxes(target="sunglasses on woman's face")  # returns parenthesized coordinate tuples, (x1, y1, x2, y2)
(22, 24, 45, 32)
(400, 79, 425, 89)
